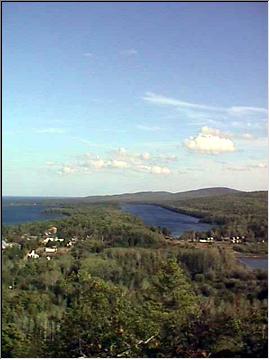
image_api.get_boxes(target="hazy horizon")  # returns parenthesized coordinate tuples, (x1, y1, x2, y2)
(3, 2, 268, 196)
(2, 185, 268, 199)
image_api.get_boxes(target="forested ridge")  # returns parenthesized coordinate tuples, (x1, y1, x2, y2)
(2, 200, 268, 358)
(156, 191, 267, 241)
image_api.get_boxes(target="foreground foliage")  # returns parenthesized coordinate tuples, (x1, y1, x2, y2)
(2, 205, 268, 357)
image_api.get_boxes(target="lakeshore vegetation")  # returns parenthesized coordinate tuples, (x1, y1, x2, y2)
(2, 191, 268, 358)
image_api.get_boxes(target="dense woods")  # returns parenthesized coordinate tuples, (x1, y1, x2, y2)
(163, 192, 268, 241)
(2, 199, 268, 358)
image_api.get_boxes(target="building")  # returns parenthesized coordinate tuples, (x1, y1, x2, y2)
(199, 238, 213, 243)
(43, 237, 64, 244)
(2, 240, 8, 250)
(27, 250, 39, 259)
(2, 240, 20, 250)
(45, 247, 57, 253)
(42, 237, 54, 244)
(48, 226, 57, 234)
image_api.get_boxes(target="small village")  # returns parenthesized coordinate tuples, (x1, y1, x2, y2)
(2, 222, 262, 262)
(2, 225, 79, 260)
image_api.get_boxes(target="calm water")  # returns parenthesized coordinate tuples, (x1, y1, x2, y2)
(3, 197, 65, 225)
(120, 203, 213, 237)
(239, 257, 268, 271)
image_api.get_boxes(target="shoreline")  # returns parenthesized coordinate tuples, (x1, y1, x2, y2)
(234, 252, 268, 260)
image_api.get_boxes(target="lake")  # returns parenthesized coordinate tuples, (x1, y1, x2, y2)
(120, 203, 213, 237)
(239, 257, 268, 271)
(2, 197, 65, 225)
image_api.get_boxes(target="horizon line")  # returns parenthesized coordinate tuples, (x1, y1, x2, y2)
(2, 186, 268, 198)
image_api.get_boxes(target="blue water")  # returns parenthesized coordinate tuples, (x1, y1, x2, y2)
(2, 197, 65, 225)
(239, 257, 268, 271)
(120, 203, 213, 237)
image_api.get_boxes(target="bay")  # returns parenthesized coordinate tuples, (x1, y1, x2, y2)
(120, 203, 213, 237)
(239, 257, 268, 271)
(3, 197, 65, 225)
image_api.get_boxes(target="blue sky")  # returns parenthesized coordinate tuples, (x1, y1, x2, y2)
(3, 2, 268, 196)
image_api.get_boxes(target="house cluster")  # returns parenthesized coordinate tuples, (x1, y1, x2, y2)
(186, 237, 214, 243)
(42, 226, 65, 247)
(3, 224, 81, 263)
(42, 237, 65, 245)
(228, 236, 244, 244)
(187, 235, 245, 244)
(2, 239, 21, 250)
(25, 227, 79, 260)
(25, 226, 61, 259)
(198, 237, 214, 243)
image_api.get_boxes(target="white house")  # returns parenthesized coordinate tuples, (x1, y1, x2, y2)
(2, 240, 8, 250)
(43, 237, 64, 244)
(2, 240, 20, 250)
(27, 250, 39, 259)
(45, 247, 57, 253)
(199, 239, 213, 243)
(42, 237, 54, 244)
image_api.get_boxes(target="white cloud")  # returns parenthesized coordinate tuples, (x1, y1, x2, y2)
(140, 152, 151, 160)
(252, 162, 268, 169)
(228, 132, 257, 142)
(200, 126, 230, 138)
(136, 164, 171, 175)
(143, 92, 267, 116)
(109, 160, 129, 169)
(51, 146, 176, 177)
(118, 147, 127, 155)
(151, 166, 171, 175)
(89, 159, 106, 170)
(111, 148, 151, 164)
(184, 127, 236, 154)
(58, 166, 76, 175)
(162, 155, 178, 162)
(143, 92, 219, 111)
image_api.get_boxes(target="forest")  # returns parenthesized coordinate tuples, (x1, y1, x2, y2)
(161, 191, 268, 242)
(2, 202, 268, 358)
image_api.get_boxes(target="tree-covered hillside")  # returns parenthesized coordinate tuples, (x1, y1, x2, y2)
(84, 187, 241, 203)
(2, 205, 268, 358)
(162, 191, 268, 241)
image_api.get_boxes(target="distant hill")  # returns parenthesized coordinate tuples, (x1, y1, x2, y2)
(85, 187, 242, 203)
